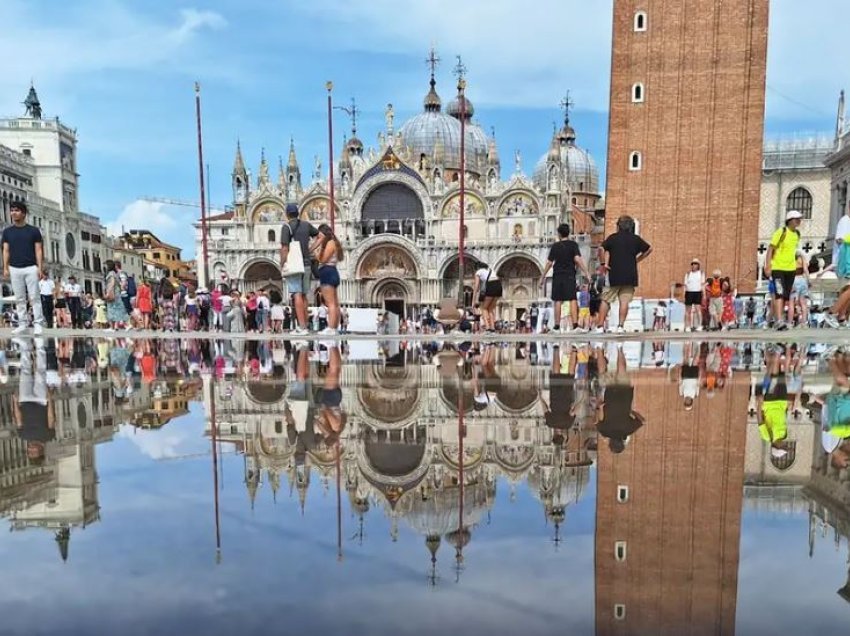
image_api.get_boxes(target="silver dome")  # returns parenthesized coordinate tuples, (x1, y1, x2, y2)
(399, 111, 491, 173)
(533, 139, 600, 194)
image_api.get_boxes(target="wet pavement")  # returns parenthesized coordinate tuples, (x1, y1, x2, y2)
(1, 336, 850, 636)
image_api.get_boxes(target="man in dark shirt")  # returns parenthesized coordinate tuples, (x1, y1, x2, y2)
(539, 223, 589, 332)
(280, 203, 319, 335)
(597, 215, 652, 333)
(13, 337, 53, 464)
(597, 383, 644, 454)
(2, 201, 45, 334)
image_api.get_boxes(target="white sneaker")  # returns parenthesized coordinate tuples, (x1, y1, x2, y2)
(695, 326, 703, 332)
(615, 326, 626, 334)
(594, 327, 605, 334)
(320, 328, 338, 336)
(12, 324, 28, 335)
(823, 313, 840, 329)
(572, 327, 588, 334)
(33, 324, 43, 335)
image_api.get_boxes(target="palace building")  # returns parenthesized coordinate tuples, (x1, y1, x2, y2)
(196, 50, 601, 321)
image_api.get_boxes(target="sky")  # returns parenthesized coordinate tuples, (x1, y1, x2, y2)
(0, 0, 846, 257)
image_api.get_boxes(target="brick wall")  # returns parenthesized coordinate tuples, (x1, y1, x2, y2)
(605, 0, 769, 297)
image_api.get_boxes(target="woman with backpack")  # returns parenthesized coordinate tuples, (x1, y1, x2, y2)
(472, 263, 502, 333)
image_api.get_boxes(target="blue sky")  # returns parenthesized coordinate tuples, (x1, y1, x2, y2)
(0, 0, 846, 257)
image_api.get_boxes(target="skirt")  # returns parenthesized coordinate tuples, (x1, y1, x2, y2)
(106, 299, 128, 324)
(161, 300, 176, 330)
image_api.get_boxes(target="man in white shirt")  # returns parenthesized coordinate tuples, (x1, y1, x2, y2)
(63, 275, 83, 329)
(38, 271, 55, 329)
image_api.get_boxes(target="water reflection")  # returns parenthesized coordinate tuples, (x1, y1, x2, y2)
(1, 337, 850, 634)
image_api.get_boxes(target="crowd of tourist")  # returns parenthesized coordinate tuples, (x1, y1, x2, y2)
(5, 198, 850, 337)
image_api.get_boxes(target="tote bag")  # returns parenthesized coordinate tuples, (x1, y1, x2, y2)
(282, 221, 305, 276)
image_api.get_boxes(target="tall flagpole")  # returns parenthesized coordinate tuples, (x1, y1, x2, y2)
(326, 81, 336, 231)
(195, 82, 210, 287)
(455, 58, 467, 303)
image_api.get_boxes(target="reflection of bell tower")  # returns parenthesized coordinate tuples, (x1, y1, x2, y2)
(232, 140, 249, 218)
(595, 370, 747, 634)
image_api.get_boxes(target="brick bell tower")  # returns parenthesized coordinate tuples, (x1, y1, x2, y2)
(604, 0, 769, 298)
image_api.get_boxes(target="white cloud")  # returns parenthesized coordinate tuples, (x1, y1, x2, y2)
(106, 200, 191, 251)
(0, 2, 228, 114)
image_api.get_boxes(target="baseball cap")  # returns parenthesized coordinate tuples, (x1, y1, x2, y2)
(691, 258, 700, 265)
(786, 210, 803, 221)
(285, 203, 299, 217)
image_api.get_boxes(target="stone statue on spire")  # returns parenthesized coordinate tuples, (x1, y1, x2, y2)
(385, 103, 394, 135)
(23, 83, 42, 119)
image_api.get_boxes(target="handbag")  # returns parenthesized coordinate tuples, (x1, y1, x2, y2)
(282, 220, 306, 276)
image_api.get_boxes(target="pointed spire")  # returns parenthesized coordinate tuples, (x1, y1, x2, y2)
(558, 91, 577, 144)
(424, 46, 442, 112)
(23, 83, 42, 119)
(278, 155, 286, 189)
(257, 148, 269, 186)
(487, 128, 500, 167)
(288, 136, 298, 170)
(232, 140, 247, 177)
(55, 527, 70, 562)
(836, 89, 846, 144)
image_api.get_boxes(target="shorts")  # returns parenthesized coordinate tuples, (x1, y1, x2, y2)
(321, 387, 343, 408)
(318, 265, 340, 288)
(709, 296, 723, 317)
(483, 280, 503, 298)
(601, 286, 635, 306)
(791, 276, 809, 299)
(771, 271, 795, 301)
(589, 298, 602, 315)
(551, 274, 577, 302)
(287, 268, 313, 295)
(579, 307, 590, 318)
(684, 291, 702, 306)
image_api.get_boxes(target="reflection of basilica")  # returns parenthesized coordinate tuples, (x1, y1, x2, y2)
(203, 351, 596, 568)
(197, 49, 601, 321)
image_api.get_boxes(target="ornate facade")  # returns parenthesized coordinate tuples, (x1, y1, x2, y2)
(196, 51, 600, 320)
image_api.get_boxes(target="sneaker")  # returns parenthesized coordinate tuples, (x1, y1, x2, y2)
(594, 327, 606, 335)
(33, 324, 43, 336)
(615, 326, 626, 334)
(823, 313, 840, 329)
(572, 327, 588, 334)
(695, 326, 703, 332)
(320, 328, 338, 336)
(775, 321, 789, 331)
(12, 324, 28, 335)
(291, 326, 308, 336)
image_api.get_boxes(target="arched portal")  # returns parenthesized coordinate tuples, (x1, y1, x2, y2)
(496, 255, 543, 324)
(360, 182, 425, 239)
(373, 279, 409, 319)
(441, 252, 484, 300)
(242, 259, 282, 294)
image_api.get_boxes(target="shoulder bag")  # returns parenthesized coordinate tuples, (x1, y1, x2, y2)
(282, 221, 306, 276)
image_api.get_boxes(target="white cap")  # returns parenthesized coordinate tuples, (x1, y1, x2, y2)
(786, 210, 803, 221)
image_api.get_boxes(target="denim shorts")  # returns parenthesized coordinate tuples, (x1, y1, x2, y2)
(318, 265, 340, 288)
(286, 268, 312, 295)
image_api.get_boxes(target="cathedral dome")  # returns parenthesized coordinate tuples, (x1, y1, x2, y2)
(399, 112, 490, 173)
(446, 95, 475, 120)
(533, 135, 599, 194)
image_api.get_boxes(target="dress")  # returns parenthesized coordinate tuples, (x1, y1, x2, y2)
(160, 299, 176, 331)
(105, 272, 129, 324)
(721, 292, 736, 324)
(271, 304, 285, 321)
(94, 299, 107, 324)
(137, 285, 152, 313)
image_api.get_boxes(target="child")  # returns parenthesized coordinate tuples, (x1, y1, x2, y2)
(721, 278, 737, 330)
(653, 301, 667, 331)
(577, 284, 591, 330)
(94, 295, 108, 329)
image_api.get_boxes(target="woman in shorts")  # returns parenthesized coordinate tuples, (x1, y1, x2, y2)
(473, 263, 502, 333)
(683, 258, 705, 332)
(314, 224, 344, 335)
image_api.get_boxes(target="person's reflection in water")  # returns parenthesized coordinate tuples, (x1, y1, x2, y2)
(596, 344, 644, 454)
(12, 337, 54, 465)
(818, 348, 850, 469)
(315, 343, 345, 443)
(471, 344, 498, 412)
(540, 344, 577, 446)
(756, 344, 792, 460)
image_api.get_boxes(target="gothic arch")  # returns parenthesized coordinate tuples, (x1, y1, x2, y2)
(300, 194, 340, 222)
(352, 235, 424, 280)
(493, 252, 544, 277)
(350, 171, 435, 222)
(248, 196, 286, 223)
(496, 188, 540, 217)
(438, 251, 484, 279)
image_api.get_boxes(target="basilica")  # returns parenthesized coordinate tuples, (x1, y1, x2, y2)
(196, 51, 601, 321)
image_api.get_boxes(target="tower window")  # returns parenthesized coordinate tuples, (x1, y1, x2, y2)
(614, 605, 627, 621)
(632, 83, 645, 103)
(786, 187, 813, 220)
(629, 151, 642, 171)
(615, 541, 627, 562)
(267, 229, 276, 243)
(617, 485, 629, 503)
(634, 11, 647, 32)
